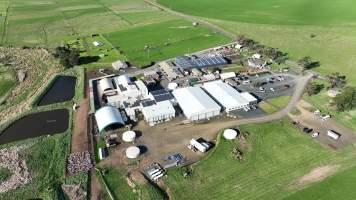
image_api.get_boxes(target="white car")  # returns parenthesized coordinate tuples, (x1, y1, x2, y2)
(312, 132, 319, 138)
(270, 87, 275, 92)
(313, 110, 321, 115)
(321, 115, 331, 121)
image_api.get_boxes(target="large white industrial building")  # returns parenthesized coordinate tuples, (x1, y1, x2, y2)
(172, 87, 221, 121)
(202, 80, 256, 112)
(142, 101, 176, 126)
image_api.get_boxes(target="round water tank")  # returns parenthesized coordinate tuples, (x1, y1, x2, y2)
(223, 129, 238, 140)
(167, 82, 178, 90)
(125, 146, 140, 159)
(122, 131, 136, 142)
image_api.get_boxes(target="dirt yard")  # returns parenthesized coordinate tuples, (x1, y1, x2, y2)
(288, 100, 356, 149)
(71, 97, 90, 153)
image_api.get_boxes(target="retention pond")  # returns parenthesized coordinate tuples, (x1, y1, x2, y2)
(0, 109, 69, 145)
(37, 76, 76, 106)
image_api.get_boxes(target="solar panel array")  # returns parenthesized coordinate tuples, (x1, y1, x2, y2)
(150, 89, 174, 102)
(176, 56, 195, 69)
(175, 55, 227, 69)
(141, 99, 156, 107)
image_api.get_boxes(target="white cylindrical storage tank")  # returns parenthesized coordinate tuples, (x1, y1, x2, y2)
(223, 129, 238, 140)
(125, 146, 140, 159)
(122, 131, 136, 142)
(167, 82, 178, 91)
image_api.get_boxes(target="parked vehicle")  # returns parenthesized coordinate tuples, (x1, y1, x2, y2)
(312, 132, 319, 138)
(321, 115, 331, 121)
(327, 130, 341, 140)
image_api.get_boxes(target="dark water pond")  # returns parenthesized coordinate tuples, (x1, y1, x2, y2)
(37, 76, 76, 106)
(0, 109, 69, 145)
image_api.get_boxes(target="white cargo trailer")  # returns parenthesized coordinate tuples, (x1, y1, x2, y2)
(190, 139, 208, 153)
(327, 130, 341, 140)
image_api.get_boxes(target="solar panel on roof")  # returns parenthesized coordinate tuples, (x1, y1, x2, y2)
(141, 99, 156, 107)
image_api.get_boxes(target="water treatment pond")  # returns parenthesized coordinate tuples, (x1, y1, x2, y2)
(0, 109, 69, 145)
(37, 76, 76, 106)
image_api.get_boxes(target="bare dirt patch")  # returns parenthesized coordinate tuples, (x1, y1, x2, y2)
(289, 165, 340, 190)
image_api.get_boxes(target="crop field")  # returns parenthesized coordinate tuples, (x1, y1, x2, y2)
(104, 19, 230, 66)
(165, 119, 356, 200)
(158, 0, 356, 86)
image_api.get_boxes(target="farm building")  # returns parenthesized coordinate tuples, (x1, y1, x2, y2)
(141, 101, 176, 126)
(202, 80, 252, 112)
(172, 87, 221, 121)
(248, 58, 266, 68)
(95, 106, 125, 133)
(175, 54, 227, 70)
(112, 60, 128, 71)
(106, 75, 148, 107)
(240, 92, 258, 105)
(220, 72, 236, 80)
(157, 61, 183, 81)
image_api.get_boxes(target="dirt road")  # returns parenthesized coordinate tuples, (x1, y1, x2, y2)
(71, 97, 90, 153)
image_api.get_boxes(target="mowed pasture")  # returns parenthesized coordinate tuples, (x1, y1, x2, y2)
(104, 19, 230, 66)
(165, 119, 356, 200)
(0, 65, 16, 98)
(1, 0, 177, 46)
(285, 165, 356, 200)
(158, 0, 356, 86)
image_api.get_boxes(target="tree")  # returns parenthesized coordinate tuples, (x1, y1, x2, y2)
(327, 72, 347, 88)
(298, 56, 320, 70)
(53, 45, 80, 68)
(306, 82, 324, 96)
(334, 87, 356, 111)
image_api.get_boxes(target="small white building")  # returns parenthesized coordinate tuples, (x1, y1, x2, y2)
(252, 53, 262, 59)
(93, 41, 103, 47)
(141, 101, 176, 126)
(172, 87, 221, 121)
(112, 60, 128, 71)
(219, 72, 236, 80)
(202, 80, 251, 112)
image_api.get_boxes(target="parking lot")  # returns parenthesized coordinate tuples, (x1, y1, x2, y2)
(289, 100, 356, 150)
(236, 72, 297, 101)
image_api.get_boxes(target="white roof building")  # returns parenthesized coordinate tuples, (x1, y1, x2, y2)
(220, 72, 236, 80)
(141, 101, 176, 126)
(99, 78, 114, 92)
(94, 106, 125, 133)
(172, 87, 221, 121)
(202, 80, 250, 112)
(106, 75, 148, 107)
(112, 60, 128, 70)
(240, 92, 258, 104)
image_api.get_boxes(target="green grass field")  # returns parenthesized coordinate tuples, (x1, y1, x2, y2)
(104, 19, 230, 66)
(259, 96, 291, 114)
(285, 165, 356, 200)
(165, 119, 356, 200)
(99, 167, 167, 200)
(158, 0, 356, 86)
(0, 65, 16, 98)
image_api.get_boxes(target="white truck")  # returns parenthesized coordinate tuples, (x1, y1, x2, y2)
(190, 139, 209, 153)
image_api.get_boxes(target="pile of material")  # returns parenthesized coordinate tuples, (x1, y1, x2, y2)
(67, 151, 93, 174)
(0, 145, 32, 193)
(61, 184, 87, 200)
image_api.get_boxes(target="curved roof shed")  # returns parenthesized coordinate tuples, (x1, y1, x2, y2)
(95, 106, 124, 133)
(99, 78, 114, 92)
